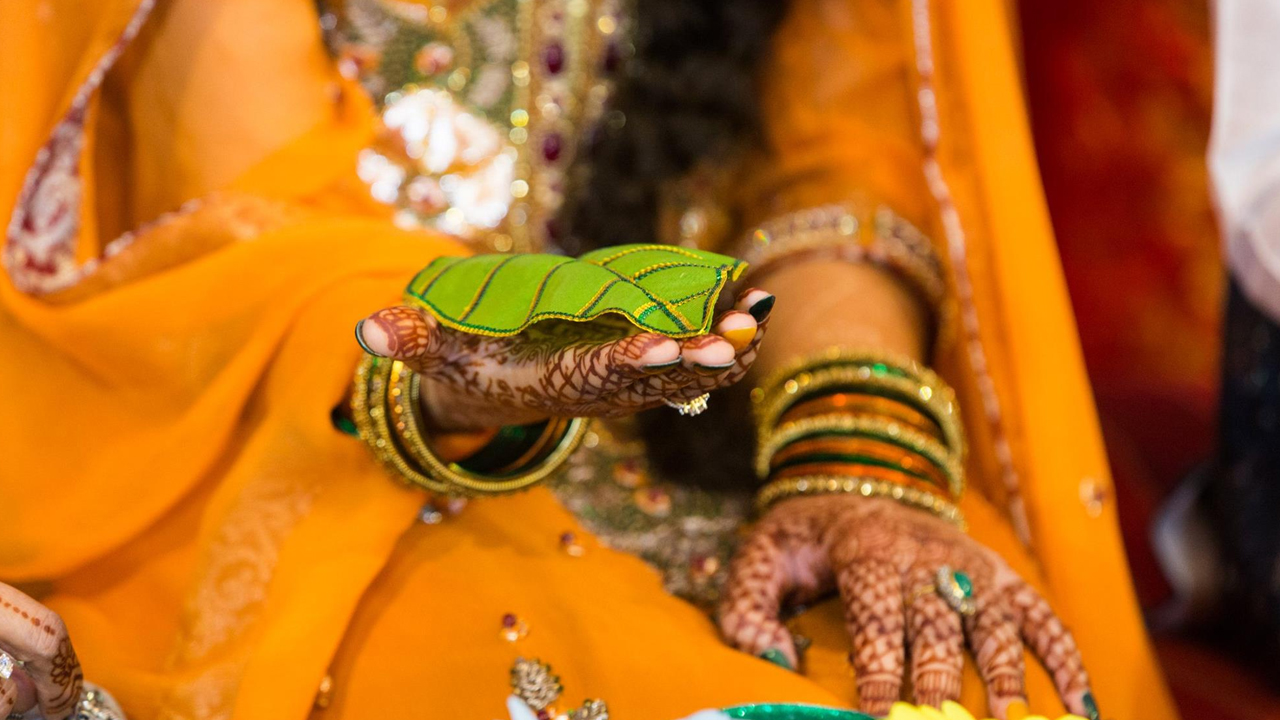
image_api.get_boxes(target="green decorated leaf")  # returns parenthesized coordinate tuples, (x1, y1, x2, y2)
(404, 244, 747, 339)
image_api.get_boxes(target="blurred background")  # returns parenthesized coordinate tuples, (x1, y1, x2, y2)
(1019, 1, 1279, 717)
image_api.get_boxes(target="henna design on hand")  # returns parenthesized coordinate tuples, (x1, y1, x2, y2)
(358, 288, 772, 430)
(44, 637, 83, 720)
(0, 584, 85, 720)
(904, 567, 964, 707)
(0, 677, 16, 718)
(719, 495, 1093, 718)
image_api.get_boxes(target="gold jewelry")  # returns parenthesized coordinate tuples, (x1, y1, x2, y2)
(778, 392, 942, 439)
(353, 354, 452, 493)
(397, 362, 588, 495)
(663, 393, 710, 416)
(354, 355, 588, 496)
(753, 348, 965, 461)
(755, 413, 962, 497)
(756, 475, 965, 529)
(934, 565, 977, 616)
(731, 205, 950, 351)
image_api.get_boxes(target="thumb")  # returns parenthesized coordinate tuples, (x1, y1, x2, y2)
(355, 305, 442, 361)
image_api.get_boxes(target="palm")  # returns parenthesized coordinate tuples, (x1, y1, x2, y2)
(357, 288, 772, 430)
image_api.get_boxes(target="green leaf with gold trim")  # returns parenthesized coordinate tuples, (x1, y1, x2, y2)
(404, 244, 747, 339)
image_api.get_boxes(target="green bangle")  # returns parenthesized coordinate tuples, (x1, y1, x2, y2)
(456, 421, 549, 474)
(770, 451, 944, 486)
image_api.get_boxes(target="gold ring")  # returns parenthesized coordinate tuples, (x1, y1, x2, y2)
(664, 393, 710, 416)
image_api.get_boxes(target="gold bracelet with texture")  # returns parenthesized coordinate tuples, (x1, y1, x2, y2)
(756, 474, 966, 529)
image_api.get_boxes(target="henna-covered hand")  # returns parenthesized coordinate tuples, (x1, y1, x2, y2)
(718, 496, 1093, 719)
(0, 583, 84, 720)
(356, 288, 774, 431)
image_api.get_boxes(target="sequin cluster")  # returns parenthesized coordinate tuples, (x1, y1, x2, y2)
(509, 657, 610, 720)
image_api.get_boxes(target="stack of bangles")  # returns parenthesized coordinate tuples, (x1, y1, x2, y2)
(351, 354, 589, 495)
(751, 348, 968, 528)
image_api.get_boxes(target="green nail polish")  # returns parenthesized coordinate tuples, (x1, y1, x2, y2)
(759, 648, 793, 671)
(1082, 691, 1099, 720)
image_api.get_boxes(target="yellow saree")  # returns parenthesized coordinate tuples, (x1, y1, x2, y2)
(0, 0, 1176, 718)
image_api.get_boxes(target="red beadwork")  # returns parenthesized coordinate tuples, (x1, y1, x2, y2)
(542, 134, 563, 162)
(543, 44, 565, 74)
(502, 613, 517, 628)
(603, 42, 621, 73)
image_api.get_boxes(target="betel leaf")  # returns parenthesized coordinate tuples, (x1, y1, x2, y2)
(404, 244, 747, 339)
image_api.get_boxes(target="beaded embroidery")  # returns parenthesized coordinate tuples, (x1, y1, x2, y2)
(326, 0, 628, 253)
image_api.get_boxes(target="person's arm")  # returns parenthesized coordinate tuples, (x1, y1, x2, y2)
(716, 2, 1095, 718)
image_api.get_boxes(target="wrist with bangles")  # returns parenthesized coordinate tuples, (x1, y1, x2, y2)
(351, 353, 589, 496)
(751, 347, 967, 529)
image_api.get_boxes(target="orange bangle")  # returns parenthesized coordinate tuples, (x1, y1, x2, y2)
(769, 436, 951, 489)
(779, 393, 943, 439)
(771, 463, 946, 497)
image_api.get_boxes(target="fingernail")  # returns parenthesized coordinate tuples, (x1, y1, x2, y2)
(1082, 692, 1099, 720)
(720, 326, 757, 351)
(758, 648, 793, 671)
(641, 358, 682, 373)
(1005, 700, 1029, 720)
(354, 319, 381, 356)
(748, 295, 776, 322)
(693, 361, 736, 375)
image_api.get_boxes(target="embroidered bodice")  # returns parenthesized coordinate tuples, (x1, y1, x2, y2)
(326, 0, 627, 253)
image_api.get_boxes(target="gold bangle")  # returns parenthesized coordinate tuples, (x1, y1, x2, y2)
(752, 348, 965, 454)
(354, 355, 589, 496)
(755, 413, 963, 497)
(395, 361, 588, 495)
(756, 365, 964, 459)
(756, 474, 965, 529)
(777, 392, 943, 439)
(353, 354, 453, 493)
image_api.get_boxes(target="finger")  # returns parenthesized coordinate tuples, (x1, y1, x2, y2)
(0, 676, 16, 718)
(611, 292, 775, 407)
(355, 305, 444, 365)
(542, 332, 681, 410)
(664, 299, 773, 401)
(678, 334, 737, 371)
(1008, 583, 1094, 719)
(733, 287, 776, 320)
(963, 594, 1026, 719)
(718, 509, 832, 670)
(905, 570, 964, 708)
(713, 311, 758, 352)
(8, 668, 37, 717)
(835, 559, 905, 716)
(0, 586, 82, 720)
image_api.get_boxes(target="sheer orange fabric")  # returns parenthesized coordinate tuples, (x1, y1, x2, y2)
(0, 0, 1175, 719)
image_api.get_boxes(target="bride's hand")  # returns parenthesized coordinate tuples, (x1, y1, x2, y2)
(718, 496, 1095, 720)
(0, 583, 83, 720)
(356, 288, 774, 431)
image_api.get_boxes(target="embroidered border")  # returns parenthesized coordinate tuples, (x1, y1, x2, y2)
(3, 0, 157, 294)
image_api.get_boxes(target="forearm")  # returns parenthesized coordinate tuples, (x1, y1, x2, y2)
(750, 259, 930, 378)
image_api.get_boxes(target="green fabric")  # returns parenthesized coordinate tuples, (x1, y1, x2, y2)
(722, 704, 873, 720)
(404, 244, 747, 338)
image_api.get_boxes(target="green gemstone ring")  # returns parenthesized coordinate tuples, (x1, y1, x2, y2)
(935, 565, 976, 616)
